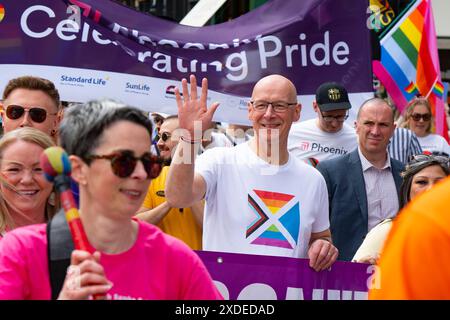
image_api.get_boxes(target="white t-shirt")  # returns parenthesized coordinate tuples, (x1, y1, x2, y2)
(288, 119, 358, 162)
(195, 142, 330, 258)
(200, 131, 233, 153)
(417, 133, 450, 155)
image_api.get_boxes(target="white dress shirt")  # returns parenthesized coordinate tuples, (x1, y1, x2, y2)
(358, 148, 399, 232)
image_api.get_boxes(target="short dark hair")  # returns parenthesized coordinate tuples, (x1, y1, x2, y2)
(357, 97, 395, 123)
(2, 76, 61, 109)
(59, 99, 152, 161)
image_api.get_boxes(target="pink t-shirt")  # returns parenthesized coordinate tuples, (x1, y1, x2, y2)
(0, 220, 222, 300)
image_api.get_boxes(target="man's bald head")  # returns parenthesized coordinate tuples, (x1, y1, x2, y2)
(251, 74, 298, 102)
(357, 98, 395, 123)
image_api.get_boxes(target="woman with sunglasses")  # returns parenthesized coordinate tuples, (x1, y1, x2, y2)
(401, 97, 450, 155)
(0, 99, 221, 300)
(353, 153, 449, 264)
(0, 127, 57, 238)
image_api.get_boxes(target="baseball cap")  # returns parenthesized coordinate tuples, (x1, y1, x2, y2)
(315, 82, 351, 112)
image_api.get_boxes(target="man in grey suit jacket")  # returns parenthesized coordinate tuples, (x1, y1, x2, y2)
(316, 98, 404, 261)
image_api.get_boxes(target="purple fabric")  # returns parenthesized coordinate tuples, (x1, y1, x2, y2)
(197, 251, 371, 300)
(0, 0, 373, 97)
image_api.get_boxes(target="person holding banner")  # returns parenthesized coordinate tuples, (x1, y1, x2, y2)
(0, 99, 221, 300)
(0, 76, 62, 139)
(165, 74, 338, 272)
(0, 127, 57, 238)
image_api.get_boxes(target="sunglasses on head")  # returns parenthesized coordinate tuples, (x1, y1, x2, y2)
(411, 113, 431, 121)
(86, 150, 166, 179)
(5, 105, 57, 123)
(408, 154, 449, 169)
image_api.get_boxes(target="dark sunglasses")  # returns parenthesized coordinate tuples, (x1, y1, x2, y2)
(411, 113, 431, 121)
(6, 105, 57, 123)
(160, 132, 171, 142)
(86, 150, 166, 179)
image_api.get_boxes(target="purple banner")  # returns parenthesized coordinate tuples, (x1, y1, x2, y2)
(0, 0, 374, 123)
(197, 251, 372, 300)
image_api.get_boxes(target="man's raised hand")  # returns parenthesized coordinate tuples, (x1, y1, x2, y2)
(175, 75, 220, 140)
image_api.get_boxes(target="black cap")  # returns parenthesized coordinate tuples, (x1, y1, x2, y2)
(315, 82, 351, 112)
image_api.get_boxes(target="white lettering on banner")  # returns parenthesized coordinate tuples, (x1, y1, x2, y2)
(21, 5, 112, 45)
(237, 283, 277, 300)
(21, 5, 55, 38)
(225, 51, 248, 81)
(258, 32, 350, 68)
(20, 5, 351, 82)
(56, 19, 79, 41)
(257, 35, 282, 69)
(213, 281, 368, 300)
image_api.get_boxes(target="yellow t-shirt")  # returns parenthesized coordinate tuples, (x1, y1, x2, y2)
(369, 176, 450, 299)
(142, 166, 202, 250)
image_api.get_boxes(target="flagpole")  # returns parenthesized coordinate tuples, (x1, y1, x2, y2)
(425, 77, 439, 99)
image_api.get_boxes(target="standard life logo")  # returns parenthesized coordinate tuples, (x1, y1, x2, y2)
(60, 75, 108, 87)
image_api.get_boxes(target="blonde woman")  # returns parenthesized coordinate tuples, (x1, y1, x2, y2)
(0, 127, 56, 237)
(401, 97, 450, 155)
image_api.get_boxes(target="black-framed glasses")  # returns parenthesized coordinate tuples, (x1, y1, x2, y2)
(408, 154, 449, 168)
(319, 110, 349, 122)
(86, 150, 166, 179)
(160, 132, 171, 142)
(411, 113, 431, 121)
(250, 101, 297, 113)
(5, 105, 57, 123)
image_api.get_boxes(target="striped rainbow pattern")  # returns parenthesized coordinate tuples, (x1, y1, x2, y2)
(405, 81, 419, 95)
(253, 190, 294, 215)
(373, 0, 449, 142)
(248, 190, 299, 249)
(251, 224, 293, 249)
(373, 0, 437, 112)
(432, 81, 444, 98)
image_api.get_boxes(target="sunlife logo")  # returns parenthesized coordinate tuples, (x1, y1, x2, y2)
(126, 82, 150, 92)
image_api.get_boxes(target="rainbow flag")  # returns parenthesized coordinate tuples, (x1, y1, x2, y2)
(373, 0, 449, 141)
(432, 81, 444, 98)
(405, 81, 419, 95)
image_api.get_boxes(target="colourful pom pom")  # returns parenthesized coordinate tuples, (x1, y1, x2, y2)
(40, 147, 72, 181)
